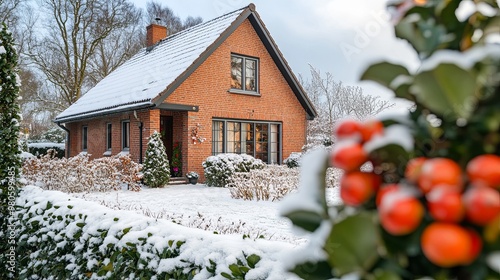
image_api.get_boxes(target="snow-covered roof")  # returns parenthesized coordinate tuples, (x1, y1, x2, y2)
(55, 4, 316, 123)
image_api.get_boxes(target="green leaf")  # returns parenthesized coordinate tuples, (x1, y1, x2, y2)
(412, 63, 477, 120)
(220, 272, 233, 279)
(283, 210, 324, 232)
(325, 212, 380, 276)
(290, 260, 334, 280)
(361, 62, 410, 91)
(122, 227, 132, 235)
(373, 270, 403, 280)
(246, 254, 261, 269)
(228, 264, 242, 276)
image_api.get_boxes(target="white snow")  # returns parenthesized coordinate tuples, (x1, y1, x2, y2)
(0, 45, 5, 54)
(72, 184, 341, 245)
(55, 7, 246, 122)
(487, 251, 500, 273)
(21, 151, 35, 159)
(456, 1, 477, 22)
(28, 142, 65, 149)
(364, 124, 414, 153)
(420, 45, 500, 72)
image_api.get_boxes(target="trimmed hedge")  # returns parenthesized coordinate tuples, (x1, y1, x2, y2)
(202, 154, 265, 188)
(28, 143, 65, 158)
(13, 186, 295, 280)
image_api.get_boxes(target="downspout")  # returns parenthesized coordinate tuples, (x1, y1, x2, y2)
(56, 122, 70, 158)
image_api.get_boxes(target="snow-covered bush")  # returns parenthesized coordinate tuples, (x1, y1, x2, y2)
(202, 154, 265, 188)
(22, 151, 142, 192)
(142, 131, 170, 188)
(28, 142, 65, 158)
(228, 165, 299, 201)
(13, 186, 295, 279)
(283, 152, 302, 168)
(228, 165, 341, 201)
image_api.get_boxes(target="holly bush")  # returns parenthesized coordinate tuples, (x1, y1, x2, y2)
(282, 1, 500, 279)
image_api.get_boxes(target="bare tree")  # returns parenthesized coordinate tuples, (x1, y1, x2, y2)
(146, 1, 202, 34)
(24, 0, 142, 111)
(304, 66, 395, 149)
(86, 5, 142, 86)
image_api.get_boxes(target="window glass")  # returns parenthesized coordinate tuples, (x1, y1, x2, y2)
(245, 59, 256, 91)
(106, 123, 112, 150)
(231, 56, 243, 90)
(82, 126, 88, 151)
(122, 121, 130, 150)
(212, 121, 224, 155)
(212, 120, 280, 164)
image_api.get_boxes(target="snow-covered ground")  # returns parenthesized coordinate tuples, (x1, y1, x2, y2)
(71, 184, 342, 246)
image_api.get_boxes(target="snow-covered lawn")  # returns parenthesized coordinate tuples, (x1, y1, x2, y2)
(71, 184, 342, 246)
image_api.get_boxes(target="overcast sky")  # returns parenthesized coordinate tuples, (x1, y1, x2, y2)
(131, 0, 421, 107)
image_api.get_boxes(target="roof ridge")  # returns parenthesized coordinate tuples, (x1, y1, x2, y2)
(154, 4, 251, 47)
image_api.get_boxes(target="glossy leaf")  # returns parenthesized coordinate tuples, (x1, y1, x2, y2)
(325, 212, 380, 276)
(284, 210, 324, 232)
(411, 63, 477, 120)
(360, 62, 410, 91)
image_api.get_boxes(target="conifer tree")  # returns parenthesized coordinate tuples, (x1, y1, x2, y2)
(0, 23, 21, 278)
(142, 131, 170, 188)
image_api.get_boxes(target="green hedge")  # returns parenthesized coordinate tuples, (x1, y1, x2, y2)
(28, 143, 65, 158)
(12, 186, 293, 279)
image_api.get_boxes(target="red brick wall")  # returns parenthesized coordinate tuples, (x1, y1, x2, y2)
(165, 19, 308, 179)
(67, 109, 158, 163)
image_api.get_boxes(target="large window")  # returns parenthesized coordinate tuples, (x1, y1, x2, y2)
(106, 123, 112, 150)
(122, 120, 130, 150)
(231, 54, 258, 92)
(82, 126, 88, 151)
(212, 119, 281, 164)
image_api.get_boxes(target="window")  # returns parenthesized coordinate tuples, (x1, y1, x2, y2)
(122, 121, 130, 150)
(231, 54, 258, 92)
(212, 119, 281, 164)
(82, 126, 88, 151)
(106, 123, 112, 150)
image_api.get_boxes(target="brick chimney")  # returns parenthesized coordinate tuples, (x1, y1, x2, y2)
(146, 23, 167, 47)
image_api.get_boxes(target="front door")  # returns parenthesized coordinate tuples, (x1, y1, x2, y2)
(160, 116, 173, 168)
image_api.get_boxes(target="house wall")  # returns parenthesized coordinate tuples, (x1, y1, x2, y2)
(66, 109, 159, 163)
(164, 19, 308, 180)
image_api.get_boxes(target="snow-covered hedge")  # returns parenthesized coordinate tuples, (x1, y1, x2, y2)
(202, 154, 265, 188)
(28, 142, 65, 158)
(13, 186, 296, 279)
(228, 165, 342, 201)
(228, 165, 300, 201)
(22, 152, 142, 192)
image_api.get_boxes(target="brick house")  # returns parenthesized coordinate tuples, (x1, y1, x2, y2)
(54, 4, 316, 181)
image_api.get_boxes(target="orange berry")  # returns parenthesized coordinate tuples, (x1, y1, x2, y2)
(335, 120, 362, 140)
(421, 223, 472, 267)
(426, 186, 465, 223)
(464, 229, 482, 265)
(331, 142, 368, 172)
(379, 189, 424, 235)
(463, 186, 500, 226)
(466, 154, 500, 189)
(340, 172, 380, 206)
(376, 184, 399, 207)
(360, 120, 384, 142)
(418, 158, 463, 194)
(405, 157, 427, 184)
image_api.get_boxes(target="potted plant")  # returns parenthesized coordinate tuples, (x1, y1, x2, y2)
(186, 171, 199, 185)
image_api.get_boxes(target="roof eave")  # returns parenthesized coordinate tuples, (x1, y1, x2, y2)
(54, 103, 155, 124)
